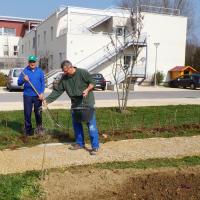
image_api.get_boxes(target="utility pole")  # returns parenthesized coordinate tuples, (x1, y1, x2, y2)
(154, 42, 160, 86)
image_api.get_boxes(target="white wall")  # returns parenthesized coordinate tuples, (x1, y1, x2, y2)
(19, 11, 67, 70)
(143, 13, 187, 82)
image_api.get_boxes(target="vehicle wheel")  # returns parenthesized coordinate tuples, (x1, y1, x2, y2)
(102, 87, 106, 91)
(190, 83, 196, 90)
(8, 87, 12, 92)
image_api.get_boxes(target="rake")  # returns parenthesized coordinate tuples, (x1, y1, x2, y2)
(22, 71, 66, 180)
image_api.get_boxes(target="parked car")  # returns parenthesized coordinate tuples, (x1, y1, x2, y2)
(7, 68, 24, 91)
(52, 72, 107, 91)
(91, 73, 106, 90)
(52, 72, 64, 89)
(168, 74, 200, 89)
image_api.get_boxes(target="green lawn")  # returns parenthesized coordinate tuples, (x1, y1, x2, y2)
(0, 105, 200, 149)
(0, 171, 42, 200)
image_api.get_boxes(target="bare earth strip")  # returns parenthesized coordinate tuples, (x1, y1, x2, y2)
(0, 135, 200, 174)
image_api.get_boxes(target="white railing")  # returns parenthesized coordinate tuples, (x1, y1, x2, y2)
(70, 15, 111, 34)
(45, 69, 62, 87)
(140, 5, 180, 15)
(75, 32, 147, 72)
(115, 64, 147, 84)
(106, 5, 180, 16)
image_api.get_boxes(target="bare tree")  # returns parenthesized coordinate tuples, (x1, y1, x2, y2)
(108, 8, 146, 111)
(119, 0, 199, 69)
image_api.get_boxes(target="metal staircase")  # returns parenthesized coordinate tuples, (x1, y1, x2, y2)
(45, 33, 147, 87)
(45, 69, 62, 87)
(75, 33, 147, 73)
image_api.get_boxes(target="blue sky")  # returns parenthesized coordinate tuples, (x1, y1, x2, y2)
(0, 0, 119, 19)
(0, 0, 199, 43)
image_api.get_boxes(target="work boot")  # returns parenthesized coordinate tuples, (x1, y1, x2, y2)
(34, 126, 46, 135)
(90, 148, 99, 156)
(69, 144, 85, 150)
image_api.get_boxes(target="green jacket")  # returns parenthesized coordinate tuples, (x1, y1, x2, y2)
(46, 68, 96, 108)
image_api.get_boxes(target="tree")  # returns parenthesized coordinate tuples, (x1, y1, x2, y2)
(108, 8, 146, 111)
(119, 0, 199, 67)
(191, 47, 200, 72)
(119, 0, 194, 41)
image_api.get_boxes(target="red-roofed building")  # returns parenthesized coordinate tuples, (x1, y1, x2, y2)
(169, 66, 197, 80)
(0, 16, 42, 72)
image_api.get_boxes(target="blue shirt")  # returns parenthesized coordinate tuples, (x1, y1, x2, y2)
(18, 66, 45, 96)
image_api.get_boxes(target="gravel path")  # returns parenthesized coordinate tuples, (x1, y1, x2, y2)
(1, 135, 200, 174)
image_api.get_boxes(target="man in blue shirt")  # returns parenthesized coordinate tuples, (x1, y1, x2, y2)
(18, 55, 45, 136)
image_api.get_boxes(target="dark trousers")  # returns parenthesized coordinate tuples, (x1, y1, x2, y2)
(23, 96, 42, 135)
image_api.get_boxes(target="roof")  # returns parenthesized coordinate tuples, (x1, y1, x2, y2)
(169, 66, 197, 72)
(0, 16, 42, 23)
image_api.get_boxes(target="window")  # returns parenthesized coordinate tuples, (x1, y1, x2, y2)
(124, 55, 131, 69)
(21, 45, 24, 54)
(4, 28, 16, 36)
(38, 34, 40, 47)
(13, 69, 23, 77)
(51, 26, 53, 41)
(50, 55, 53, 70)
(44, 31, 46, 44)
(0, 28, 3, 35)
(3, 45, 9, 56)
(59, 52, 62, 63)
(32, 37, 36, 49)
(116, 27, 124, 36)
(25, 42, 27, 52)
(13, 45, 18, 56)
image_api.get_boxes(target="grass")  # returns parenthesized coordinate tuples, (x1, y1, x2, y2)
(0, 105, 200, 149)
(0, 171, 43, 200)
(94, 156, 200, 170)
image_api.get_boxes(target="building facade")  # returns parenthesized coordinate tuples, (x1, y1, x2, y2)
(0, 16, 42, 73)
(17, 6, 187, 86)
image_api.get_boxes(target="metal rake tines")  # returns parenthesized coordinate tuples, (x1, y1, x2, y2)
(44, 106, 66, 129)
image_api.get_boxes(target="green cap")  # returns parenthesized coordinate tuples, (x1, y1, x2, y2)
(28, 55, 37, 62)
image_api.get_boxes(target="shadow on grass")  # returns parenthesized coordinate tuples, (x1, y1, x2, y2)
(49, 129, 75, 143)
(4, 120, 24, 134)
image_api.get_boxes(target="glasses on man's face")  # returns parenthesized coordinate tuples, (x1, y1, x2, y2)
(63, 67, 70, 73)
(29, 61, 36, 64)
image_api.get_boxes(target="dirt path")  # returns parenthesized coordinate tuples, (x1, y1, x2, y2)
(1, 135, 200, 174)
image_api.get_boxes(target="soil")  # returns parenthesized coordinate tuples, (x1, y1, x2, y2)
(41, 166, 200, 200)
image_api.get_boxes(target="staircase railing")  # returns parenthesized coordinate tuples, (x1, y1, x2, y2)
(45, 69, 61, 87)
(75, 32, 147, 72)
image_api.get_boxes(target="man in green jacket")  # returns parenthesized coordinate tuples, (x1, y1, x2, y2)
(44, 60, 99, 155)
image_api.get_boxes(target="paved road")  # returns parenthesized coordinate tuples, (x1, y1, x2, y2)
(0, 90, 200, 102)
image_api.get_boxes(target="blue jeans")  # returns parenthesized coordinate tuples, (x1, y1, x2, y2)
(71, 111, 99, 149)
(23, 95, 42, 135)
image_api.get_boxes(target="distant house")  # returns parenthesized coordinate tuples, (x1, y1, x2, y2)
(0, 16, 42, 73)
(169, 66, 198, 80)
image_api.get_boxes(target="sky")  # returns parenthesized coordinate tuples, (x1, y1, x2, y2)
(0, 0, 119, 19)
(0, 0, 199, 44)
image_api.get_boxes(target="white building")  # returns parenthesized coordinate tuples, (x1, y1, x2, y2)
(0, 16, 42, 74)
(18, 6, 187, 86)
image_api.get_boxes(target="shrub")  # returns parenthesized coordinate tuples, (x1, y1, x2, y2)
(0, 72, 8, 86)
(152, 71, 165, 85)
(156, 71, 165, 85)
